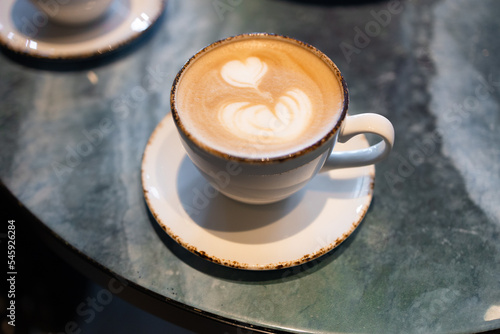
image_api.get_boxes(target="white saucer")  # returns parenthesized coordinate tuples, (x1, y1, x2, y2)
(0, 0, 165, 59)
(142, 114, 375, 270)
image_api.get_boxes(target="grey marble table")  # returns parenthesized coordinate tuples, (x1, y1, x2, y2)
(1, 0, 500, 333)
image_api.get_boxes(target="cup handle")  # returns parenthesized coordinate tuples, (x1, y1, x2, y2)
(321, 113, 395, 171)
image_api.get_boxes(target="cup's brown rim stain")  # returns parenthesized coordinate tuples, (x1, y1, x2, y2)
(170, 32, 349, 165)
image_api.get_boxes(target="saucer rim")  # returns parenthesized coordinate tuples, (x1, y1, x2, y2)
(141, 113, 375, 271)
(0, 0, 166, 60)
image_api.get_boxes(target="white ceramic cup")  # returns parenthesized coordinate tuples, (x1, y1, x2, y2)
(29, 0, 114, 26)
(171, 33, 395, 205)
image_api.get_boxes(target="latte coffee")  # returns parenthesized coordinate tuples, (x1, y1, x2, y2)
(173, 34, 345, 159)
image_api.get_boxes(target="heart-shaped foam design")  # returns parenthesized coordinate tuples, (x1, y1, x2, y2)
(219, 88, 312, 143)
(221, 57, 268, 89)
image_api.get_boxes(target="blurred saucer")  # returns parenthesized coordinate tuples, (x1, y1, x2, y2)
(0, 0, 165, 60)
(142, 114, 375, 270)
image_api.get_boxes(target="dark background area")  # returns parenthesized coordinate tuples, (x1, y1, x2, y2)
(0, 184, 196, 334)
(2, 183, 500, 334)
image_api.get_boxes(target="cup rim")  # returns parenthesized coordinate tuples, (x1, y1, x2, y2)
(170, 32, 349, 164)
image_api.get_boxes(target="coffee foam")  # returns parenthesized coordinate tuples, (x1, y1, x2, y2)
(175, 36, 344, 159)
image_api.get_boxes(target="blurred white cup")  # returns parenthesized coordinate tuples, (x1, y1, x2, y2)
(30, 0, 114, 26)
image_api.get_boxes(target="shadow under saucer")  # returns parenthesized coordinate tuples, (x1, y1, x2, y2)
(142, 114, 375, 271)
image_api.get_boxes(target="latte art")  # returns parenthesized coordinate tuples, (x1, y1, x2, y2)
(219, 57, 312, 144)
(219, 88, 312, 143)
(175, 36, 344, 158)
(221, 57, 268, 89)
